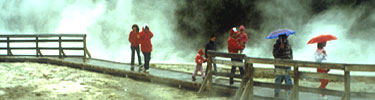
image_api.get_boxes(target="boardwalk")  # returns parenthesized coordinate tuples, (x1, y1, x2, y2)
(0, 56, 373, 100)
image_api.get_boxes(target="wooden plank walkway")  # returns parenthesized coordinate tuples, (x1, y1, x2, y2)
(0, 56, 373, 100)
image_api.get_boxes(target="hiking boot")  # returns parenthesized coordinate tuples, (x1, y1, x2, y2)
(192, 76, 196, 81)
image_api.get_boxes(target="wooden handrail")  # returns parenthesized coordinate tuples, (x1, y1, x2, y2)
(201, 50, 375, 100)
(0, 34, 90, 61)
(207, 50, 246, 59)
(0, 34, 86, 37)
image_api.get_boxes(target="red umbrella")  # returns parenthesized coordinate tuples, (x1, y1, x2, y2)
(307, 34, 338, 44)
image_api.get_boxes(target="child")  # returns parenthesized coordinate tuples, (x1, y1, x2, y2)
(192, 49, 207, 81)
(316, 42, 329, 100)
(237, 25, 248, 53)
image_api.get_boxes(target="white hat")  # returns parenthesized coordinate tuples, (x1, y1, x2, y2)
(232, 27, 237, 32)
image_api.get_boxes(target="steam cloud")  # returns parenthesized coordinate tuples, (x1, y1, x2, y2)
(0, 0, 374, 66)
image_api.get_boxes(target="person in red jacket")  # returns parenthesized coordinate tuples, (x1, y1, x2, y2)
(192, 49, 207, 81)
(139, 24, 153, 73)
(237, 25, 248, 53)
(228, 28, 244, 85)
(128, 24, 142, 67)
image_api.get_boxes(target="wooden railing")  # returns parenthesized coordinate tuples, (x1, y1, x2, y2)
(0, 34, 91, 61)
(198, 50, 375, 100)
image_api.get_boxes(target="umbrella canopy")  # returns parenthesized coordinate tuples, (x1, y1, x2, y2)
(307, 34, 338, 44)
(266, 29, 296, 39)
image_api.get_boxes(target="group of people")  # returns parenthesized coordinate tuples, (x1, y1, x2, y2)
(128, 24, 153, 73)
(192, 25, 248, 84)
(128, 24, 330, 99)
(190, 25, 330, 99)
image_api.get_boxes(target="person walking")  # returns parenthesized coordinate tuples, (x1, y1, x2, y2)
(273, 34, 293, 98)
(192, 49, 207, 81)
(315, 42, 329, 100)
(139, 24, 153, 73)
(128, 24, 142, 67)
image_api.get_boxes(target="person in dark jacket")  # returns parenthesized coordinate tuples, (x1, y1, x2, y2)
(272, 34, 293, 98)
(205, 34, 217, 74)
(128, 24, 142, 67)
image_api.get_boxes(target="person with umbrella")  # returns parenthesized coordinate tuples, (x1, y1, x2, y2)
(308, 34, 337, 100)
(267, 29, 295, 98)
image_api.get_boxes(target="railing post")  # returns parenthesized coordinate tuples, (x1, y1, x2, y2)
(291, 66, 299, 100)
(343, 66, 351, 100)
(6, 37, 10, 56)
(207, 55, 213, 91)
(83, 35, 87, 62)
(36, 37, 39, 57)
(59, 36, 62, 58)
(198, 55, 212, 95)
(247, 63, 254, 100)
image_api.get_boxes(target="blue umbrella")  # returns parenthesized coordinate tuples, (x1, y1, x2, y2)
(266, 29, 296, 39)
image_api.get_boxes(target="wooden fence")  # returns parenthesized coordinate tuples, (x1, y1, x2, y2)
(0, 34, 91, 61)
(198, 50, 375, 100)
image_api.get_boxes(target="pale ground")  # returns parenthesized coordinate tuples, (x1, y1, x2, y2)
(0, 62, 230, 100)
(1, 62, 374, 100)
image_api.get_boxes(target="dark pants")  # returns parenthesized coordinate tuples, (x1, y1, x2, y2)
(230, 58, 244, 84)
(205, 63, 217, 75)
(130, 46, 142, 66)
(142, 52, 151, 70)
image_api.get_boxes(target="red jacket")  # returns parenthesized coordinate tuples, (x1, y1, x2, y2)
(227, 37, 244, 53)
(238, 25, 248, 45)
(128, 31, 140, 47)
(139, 28, 153, 52)
(237, 33, 248, 44)
(195, 49, 207, 65)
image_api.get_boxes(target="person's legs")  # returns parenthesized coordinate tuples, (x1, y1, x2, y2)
(274, 75, 284, 97)
(318, 69, 329, 96)
(199, 65, 205, 78)
(142, 52, 149, 70)
(319, 79, 329, 96)
(213, 63, 217, 72)
(235, 58, 244, 76)
(239, 67, 245, 76)
(230, 66, 236, 85)
(148, 52, 151, 69)
(130, 46, 136, 65)
(192, 65, 199, 77)
(145, 52, 150, 70)
(285, 75, 293, 94)
(135, 46, 142, 66)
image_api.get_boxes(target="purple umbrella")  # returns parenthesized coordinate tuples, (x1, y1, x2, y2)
(266, 29, 296, 39)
